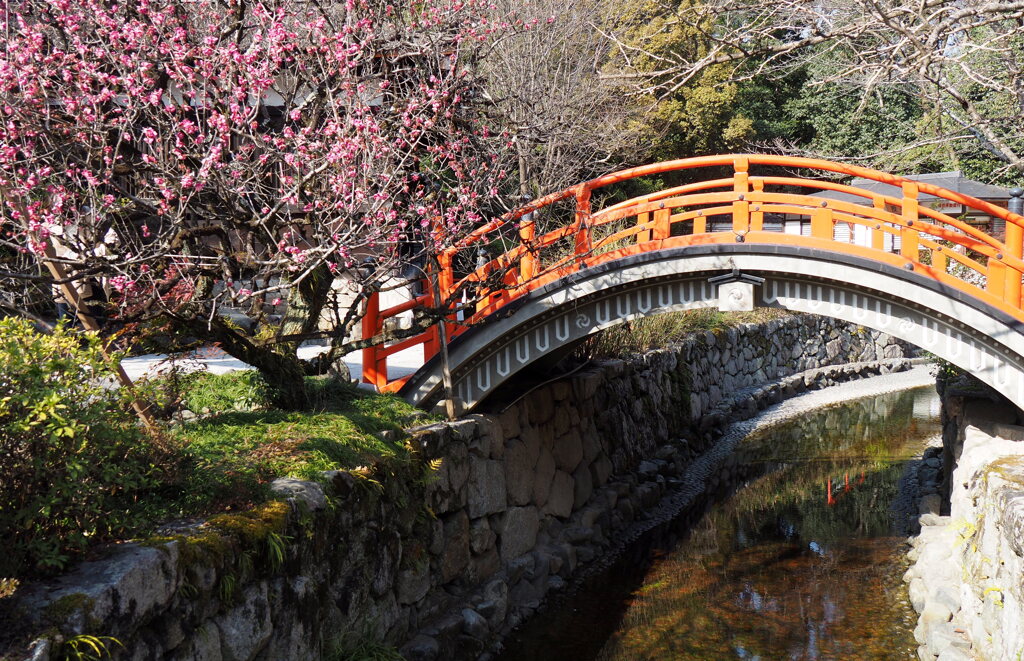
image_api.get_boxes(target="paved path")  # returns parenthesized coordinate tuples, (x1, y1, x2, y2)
(725, 363, 938, 442)
(120, 343, 426, 385)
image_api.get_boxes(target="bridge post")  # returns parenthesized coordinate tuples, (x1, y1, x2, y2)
(871, 196, 886, 251)
(900, 182, 920, 265)
(732, 156, 750, 236)
(519, 212, 537, 281)
(750, 180, 765, 231)
(361, 291, 384, 387)
(1006, 188, 1023, 306)
(653, 207, 671, 240)
(574, 188, 592, 255)
(636, 211, 651, 243)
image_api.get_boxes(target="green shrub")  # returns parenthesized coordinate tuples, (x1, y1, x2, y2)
(0, 318, 165, 578)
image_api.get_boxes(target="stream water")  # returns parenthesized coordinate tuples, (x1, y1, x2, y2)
(497, 386, 940, 661)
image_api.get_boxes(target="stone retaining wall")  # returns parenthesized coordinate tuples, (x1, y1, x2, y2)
(905, 380, 1024, 661)
(5, 315, 912, 661)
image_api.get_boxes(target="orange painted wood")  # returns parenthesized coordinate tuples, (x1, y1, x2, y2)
(653, 208, 671, 240)
(811, 207, 832, 239)
(361, 291, 382, 386)
(1007, 222, 1023, 305)
(362, 155, 1024, 390)
(901, 182, 920, 262)
(636, 211, 651, 243)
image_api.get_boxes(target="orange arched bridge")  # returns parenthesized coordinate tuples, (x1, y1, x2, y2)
(360, 155, 1024, 412)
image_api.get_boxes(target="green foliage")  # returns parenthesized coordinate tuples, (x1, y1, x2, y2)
(578, 308, 793, 358)
(58, 635, 122, 661)
(0, 322, 429, 587)
(324, 629, 404, 661)
(608, 0, 760, 164)
(783, 83, 925, 163)
(0, 318, 167, 578)
(146, 373, 430, 517)
(175, 370, 271, 414)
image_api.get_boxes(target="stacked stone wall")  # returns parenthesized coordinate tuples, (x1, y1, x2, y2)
(6, 315, 911, 661)
(906, 383, 1024, 661)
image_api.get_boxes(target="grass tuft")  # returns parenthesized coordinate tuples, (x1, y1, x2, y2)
(577, 308, 793, 359)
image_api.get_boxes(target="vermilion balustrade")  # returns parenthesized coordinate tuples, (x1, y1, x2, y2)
(361, 154, 1024, 391)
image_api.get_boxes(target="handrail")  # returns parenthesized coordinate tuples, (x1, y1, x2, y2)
(360, 155, 1024, 391)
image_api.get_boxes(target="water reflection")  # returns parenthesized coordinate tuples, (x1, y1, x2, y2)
(500, 387, 937, 661)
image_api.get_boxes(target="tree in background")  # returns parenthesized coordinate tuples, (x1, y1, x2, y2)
(602, 0, 759, 163)
(1, 0, 513, 407)
(601, 0, 1024, 181)
(477, 0, 643, 207)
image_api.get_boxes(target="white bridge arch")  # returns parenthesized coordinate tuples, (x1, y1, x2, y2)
(398, 245, 1024, 412)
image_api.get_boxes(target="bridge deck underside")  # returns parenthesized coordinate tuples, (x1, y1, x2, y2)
(399, 246, 1024, 413)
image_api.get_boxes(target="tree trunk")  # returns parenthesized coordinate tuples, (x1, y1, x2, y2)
(177, 315, 310, 410)
(277, 263, 333, 352)
(247, 348, 308, 410)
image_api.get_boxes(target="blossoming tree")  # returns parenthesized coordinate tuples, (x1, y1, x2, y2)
(1, 0, 513, 407)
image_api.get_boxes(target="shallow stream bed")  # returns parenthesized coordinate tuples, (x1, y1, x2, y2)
(497, 386, 940, 661)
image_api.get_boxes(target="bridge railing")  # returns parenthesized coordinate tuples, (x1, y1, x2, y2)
(362, 154, 1024, 391)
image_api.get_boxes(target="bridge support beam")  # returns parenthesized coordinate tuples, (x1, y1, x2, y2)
(400, 246, 1024, 414)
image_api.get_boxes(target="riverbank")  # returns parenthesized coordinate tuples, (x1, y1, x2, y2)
(903, 379, 1024, 661)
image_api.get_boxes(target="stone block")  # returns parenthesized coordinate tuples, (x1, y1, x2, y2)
(504, 440, 536, 506)
(532, 448, 556, 508)
(919, 494, 942, 516)
(554, 406, 571, 437)
(552, 429, 584, 473)
(397, 566, 431, 605)
(445, 418, 476, 444)
(572, 464, 593, 511)
(215, 583, 272, 661)
(527, 389, 555, 426)
(269, 477, 327, 511)
(498, 507, 540, 563)
(498, 409, 520, 443)
(615, 496, 634, 523)
(467, 547, 500, 585)
(461, 608, 489, 640)
(429, 518, 445, 555)
(927, 622, 969, 659)
(543, 470, 574, 518)
(936, 647, 972, 661)
(519, 425, 542, 466)
(400, 635, 439, 661)
(366, 527, 400, 593)
(589, 452, 610, 489)
(469, 518, 496, 555)
(572, 371, 603, 401)
(24, 542, 180, 635)
(506, 554, 534, 583)
(909, 577, 927, 613)
(581, 430, 602, 464)
(915, 601, 953, 644)
(468, 456, 506, 518)
(440, 511, 470, 584)
(259, 618, 316, 661)
(481, 579, 509, 626)
(472, 414, 506, 460)
(178, 621, 223, 661)
(509, 574, 545, 607)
